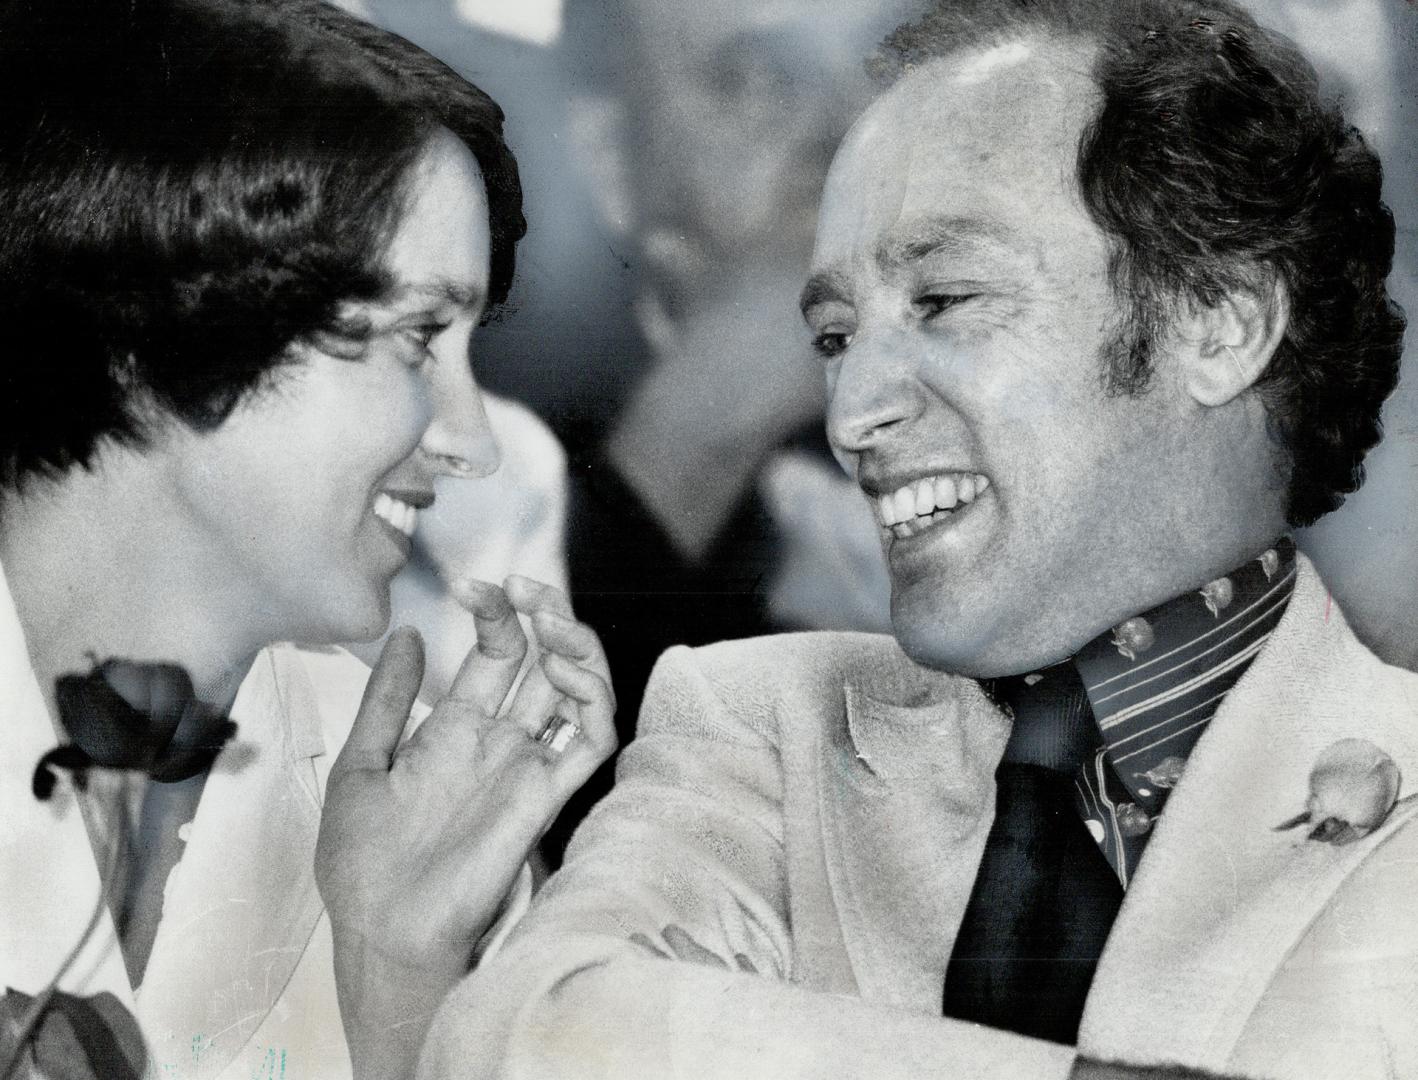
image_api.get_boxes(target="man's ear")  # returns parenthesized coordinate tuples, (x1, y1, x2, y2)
(1173, 271, 1290, 407)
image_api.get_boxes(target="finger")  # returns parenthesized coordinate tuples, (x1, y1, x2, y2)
(499, 660, 564, 742)
(530, 610, 614, 693)
(629, 932, 672, 961)
(662, 925, 727, 968)
(539, 653, 618, 778)
(503, 575, 575, 619)
(334, 626, 424, 775)
(447, 579, 529, 716)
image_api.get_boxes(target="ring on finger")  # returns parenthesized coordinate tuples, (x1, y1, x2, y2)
(535, 713, 581, 755)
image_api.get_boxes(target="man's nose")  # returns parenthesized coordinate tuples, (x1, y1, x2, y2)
(420, 359, 501, 479)
(825, 332, 926, 455)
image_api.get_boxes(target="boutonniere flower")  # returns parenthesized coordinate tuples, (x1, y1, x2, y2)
(1275, 738, 1411, 845)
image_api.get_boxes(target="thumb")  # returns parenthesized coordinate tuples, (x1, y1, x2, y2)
(333, 626, 425, 776)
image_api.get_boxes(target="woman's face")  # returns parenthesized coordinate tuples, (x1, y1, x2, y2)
(152, 130, 499, 647)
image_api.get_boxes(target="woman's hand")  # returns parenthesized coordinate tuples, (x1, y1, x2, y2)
(314, 577, 615, 1077)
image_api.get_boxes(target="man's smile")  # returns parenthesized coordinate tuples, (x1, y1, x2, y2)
(869, 471, 992, 539)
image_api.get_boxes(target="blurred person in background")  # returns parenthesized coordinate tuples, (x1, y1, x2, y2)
(547, 0, 919, 858)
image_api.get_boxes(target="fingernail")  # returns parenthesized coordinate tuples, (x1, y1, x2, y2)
(388, 625, 422, 651)
(454, 577, 494, 597)
(456, 579, 512, 615)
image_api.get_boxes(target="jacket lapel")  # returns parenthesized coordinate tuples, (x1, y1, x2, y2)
(135, 646, 328, 1080)
(0, 565, 132, 1006)
(1080, 556, 1418, 1070)
(817, 649, 1009, 1011)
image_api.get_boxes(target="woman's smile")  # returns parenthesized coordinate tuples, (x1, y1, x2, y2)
(371, 489, 433, 555)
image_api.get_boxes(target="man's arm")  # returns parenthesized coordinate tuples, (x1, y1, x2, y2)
(415, 642, 1079, 1080)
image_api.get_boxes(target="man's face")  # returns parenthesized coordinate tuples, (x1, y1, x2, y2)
(804, 39, 1208, 678)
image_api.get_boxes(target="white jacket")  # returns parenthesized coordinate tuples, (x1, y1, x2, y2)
(0, 569, 527, 1080)
(420, 554, 1418, 1080)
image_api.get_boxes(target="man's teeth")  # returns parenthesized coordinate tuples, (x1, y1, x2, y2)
(875, 473, 990, 532)
(373, 493, 418, 538)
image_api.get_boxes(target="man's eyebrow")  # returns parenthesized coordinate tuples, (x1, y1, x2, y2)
(876, 215, 1016, 270)
(799, 269, 852, 317)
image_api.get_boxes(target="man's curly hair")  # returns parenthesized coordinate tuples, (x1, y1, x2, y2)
(872, 0, 1405, 527)
(0, 0, 526, 490)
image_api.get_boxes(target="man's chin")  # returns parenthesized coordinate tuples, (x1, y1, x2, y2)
(890, 615, 1002, 679)
(889, 605, 1065, 681)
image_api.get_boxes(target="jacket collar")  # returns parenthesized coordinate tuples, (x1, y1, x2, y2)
(817, 646, 1009, 1010)
(133, 645, 328, 1078)
(0, 560, 331, 1078)
(0, 560, 133, 1006)
(816, 553, 1418, 1064)
(1078, 552, 1418, 1068)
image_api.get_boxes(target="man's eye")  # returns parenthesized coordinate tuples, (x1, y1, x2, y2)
(811, 331, 852, 358)
(915, 293, 976, 318)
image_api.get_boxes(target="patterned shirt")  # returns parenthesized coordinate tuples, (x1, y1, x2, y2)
(993, 538, 1297, 887)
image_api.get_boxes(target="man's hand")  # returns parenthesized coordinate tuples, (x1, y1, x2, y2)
(630, 924, 758, 974)
(314, 577, 616, 1077)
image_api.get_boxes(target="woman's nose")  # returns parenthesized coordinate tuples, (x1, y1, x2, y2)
(421, 357, 501, 478)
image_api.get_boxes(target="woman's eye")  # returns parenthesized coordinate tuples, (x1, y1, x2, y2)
(915, 293, 976, 318)
(398, 322, 447, 361)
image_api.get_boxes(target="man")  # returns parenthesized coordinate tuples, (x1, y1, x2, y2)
(418, 2, 1415, 1077)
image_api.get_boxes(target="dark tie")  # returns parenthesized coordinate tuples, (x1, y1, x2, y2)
(942, 669, 1124, 1044)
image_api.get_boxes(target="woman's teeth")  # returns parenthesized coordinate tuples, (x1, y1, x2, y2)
(876, 473, 990, 538)
(373, 493, 418, 538)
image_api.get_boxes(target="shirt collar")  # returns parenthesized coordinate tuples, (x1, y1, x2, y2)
(989, 537, 1298, 782)
(1073, 537, 1298, 803)
(988, 539, 1299, 886)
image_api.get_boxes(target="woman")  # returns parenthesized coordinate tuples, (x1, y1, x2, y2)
(0, 1, 616, 1077)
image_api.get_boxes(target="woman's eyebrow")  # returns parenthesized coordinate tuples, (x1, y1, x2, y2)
(392, 276, 487, 314)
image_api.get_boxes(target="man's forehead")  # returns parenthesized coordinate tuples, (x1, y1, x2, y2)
(809, 35, 1098, 267)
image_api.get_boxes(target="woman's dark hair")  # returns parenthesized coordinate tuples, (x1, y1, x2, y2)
(0, 0, 525, 489)
(872, 0, 1406, 527)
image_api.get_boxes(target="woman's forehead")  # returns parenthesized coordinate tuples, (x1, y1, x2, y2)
(383, 132, 491, 314)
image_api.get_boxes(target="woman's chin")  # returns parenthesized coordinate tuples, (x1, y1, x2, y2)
(340, 598, 395, 646)
(286, 588, 393, 649)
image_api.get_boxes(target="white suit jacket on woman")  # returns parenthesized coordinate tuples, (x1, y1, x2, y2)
(0, 567, 528, 1080)
(420, 554, 1418, 1080)
(1, 396, 567, 1078)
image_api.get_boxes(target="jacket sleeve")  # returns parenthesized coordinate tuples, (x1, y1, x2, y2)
(416, 643, 1076, 1080)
